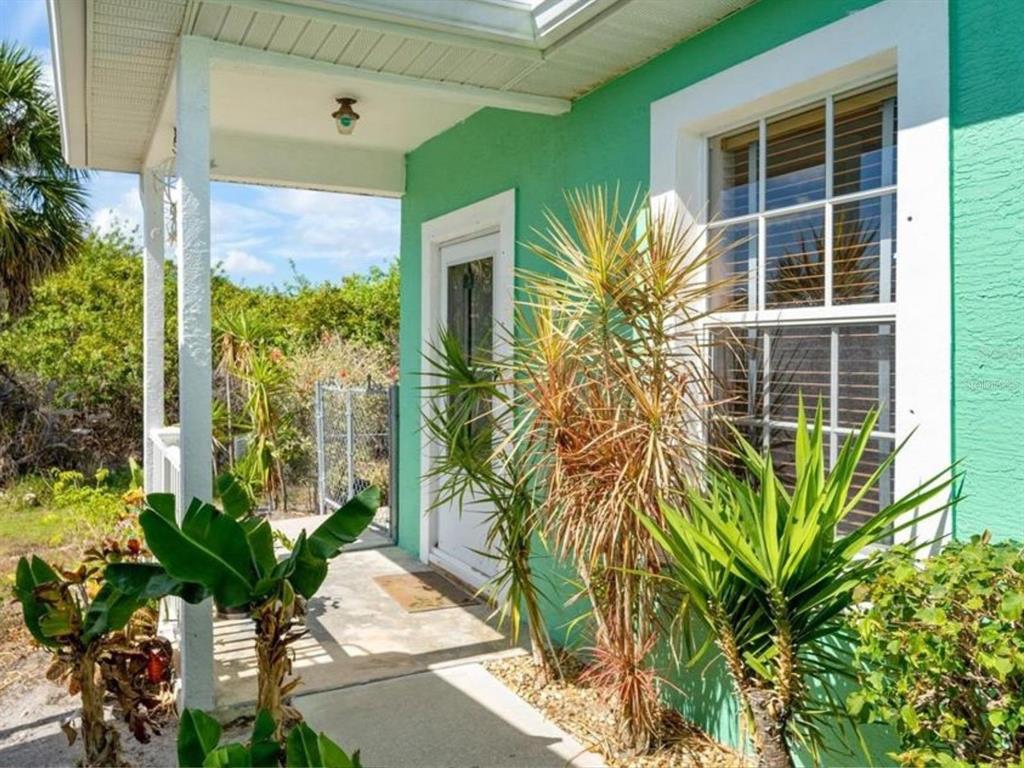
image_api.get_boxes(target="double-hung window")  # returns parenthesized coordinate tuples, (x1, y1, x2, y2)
(706, 79, 897, 532)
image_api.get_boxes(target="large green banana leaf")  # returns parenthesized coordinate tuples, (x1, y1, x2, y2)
(140, 493, 258, 609)
(285, 722, 360, 768)
(306, 486, 379, 560)
(104, 562, 210, 604)
(81, 583, 147, 644)
(177, 708, 222, 768)
(14, 555, 63, 647)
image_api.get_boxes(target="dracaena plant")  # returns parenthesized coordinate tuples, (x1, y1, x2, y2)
(177, 708, 360, 768)
(508, 187, 724, 753)
(13, 547, 193, 766)
(640, 401, 958, 768)
(108, 482, 379, 738)
(422, 329, 559, 680)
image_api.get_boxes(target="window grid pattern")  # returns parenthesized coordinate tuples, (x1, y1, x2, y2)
(707, 79, 897, 530)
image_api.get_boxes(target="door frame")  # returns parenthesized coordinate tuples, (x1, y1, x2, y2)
(419, 189, 515, 587)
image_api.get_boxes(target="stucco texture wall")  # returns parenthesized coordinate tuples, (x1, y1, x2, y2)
(395, 0, 1021, 760)
(950, 0, 1024, 541)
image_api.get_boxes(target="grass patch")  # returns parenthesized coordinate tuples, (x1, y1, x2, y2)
(0, 469, 133, 568)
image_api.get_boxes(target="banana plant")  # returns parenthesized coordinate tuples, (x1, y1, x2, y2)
(640, 400, 958, 768)
(13, 553, 195, 766)
(108, 484, 379, 737)
(177, 708, 360, 768)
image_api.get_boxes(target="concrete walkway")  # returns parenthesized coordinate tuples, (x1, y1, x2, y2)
(214, 528, 515, 710)
(298, 663, 604, 768)
(212, 517, 604, 766)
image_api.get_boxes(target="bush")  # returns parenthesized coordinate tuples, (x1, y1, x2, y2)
(849, 533, 1024, 767)
(0, 226, 398, 480)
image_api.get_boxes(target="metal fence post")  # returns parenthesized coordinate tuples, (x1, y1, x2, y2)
(345, 387, 355, 501)
(314, 380, 326, 515)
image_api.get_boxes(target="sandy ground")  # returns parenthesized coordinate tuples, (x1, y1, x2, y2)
(0, 650, 249, 768)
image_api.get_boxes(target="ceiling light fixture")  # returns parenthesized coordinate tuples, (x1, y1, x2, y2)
(332, 97, 360, 135)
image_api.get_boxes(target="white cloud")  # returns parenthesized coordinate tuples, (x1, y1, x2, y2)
(222, 249, 274, 277)
(91, 182, 143, 242)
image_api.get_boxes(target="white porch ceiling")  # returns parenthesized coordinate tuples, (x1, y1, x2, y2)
(50, 0, 755, 189)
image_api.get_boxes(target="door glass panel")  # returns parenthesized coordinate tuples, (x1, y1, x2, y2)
(447, 256, 494, 358)
(446, 257, 494, 452)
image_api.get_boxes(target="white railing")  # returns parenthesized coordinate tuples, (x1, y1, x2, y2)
(149, 425, 182, 638)
(150, 425, 181, 497)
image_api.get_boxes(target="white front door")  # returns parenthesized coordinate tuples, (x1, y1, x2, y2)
(430, 230, 499, 587)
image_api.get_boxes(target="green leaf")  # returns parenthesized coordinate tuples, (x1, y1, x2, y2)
(318, 734, 358, 768)
(104, 562, 210, 604)
(307, 486, 379, 560)
(284, 722, 322, 767)
(140, 496, 257, 610)
(202, 743, 251, 768)
(287, 535, 329, 600)
(13, 556, 61, 647)
(999, 591, 1024, 622)
(178, 708, 223, 768)
(217, 473, 254, 521)
(249, 711, 280, 768)
(81, 583, 146, 643)
(243, 519, 276, 578)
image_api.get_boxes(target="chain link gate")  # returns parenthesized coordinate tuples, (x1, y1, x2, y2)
(314, 380, 397, 540)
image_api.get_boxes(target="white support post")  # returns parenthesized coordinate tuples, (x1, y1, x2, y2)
(175, 36, 215, 711)
(140, 170, 165, 492)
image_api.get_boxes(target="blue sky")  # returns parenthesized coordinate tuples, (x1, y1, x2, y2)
(2, 0, 400, 288)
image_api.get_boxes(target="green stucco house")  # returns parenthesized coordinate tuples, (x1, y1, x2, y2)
(49, 0, 1023, 760)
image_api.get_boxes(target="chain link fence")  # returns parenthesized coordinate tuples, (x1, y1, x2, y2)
(314, 380, 397, 538)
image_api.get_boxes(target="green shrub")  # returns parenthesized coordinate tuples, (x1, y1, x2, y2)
(849, 533, 1024, 767)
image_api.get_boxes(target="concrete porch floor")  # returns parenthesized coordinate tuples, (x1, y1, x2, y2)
(214, 516, 518, 711)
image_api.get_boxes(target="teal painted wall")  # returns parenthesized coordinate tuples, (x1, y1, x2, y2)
(394, 0, 1024, 760)
(949, 0, 1024, 542)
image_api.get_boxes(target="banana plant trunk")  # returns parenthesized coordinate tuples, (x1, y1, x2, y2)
(79, 645, 121, 767)
(746, 688, 793, 768)
(253, 594, 303, 740)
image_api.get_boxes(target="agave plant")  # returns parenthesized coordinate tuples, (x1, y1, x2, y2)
(13, 550, 190, 766)
(508, 187, 726, 752)
(422, 329, 559, 680)
(108, 485, 379, 737)
(178, 708, 360, 768)
(640, 401, 957, 768)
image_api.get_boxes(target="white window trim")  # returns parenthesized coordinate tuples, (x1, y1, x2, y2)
(649, 0, 951, 546)
(418, 189, 516, 569)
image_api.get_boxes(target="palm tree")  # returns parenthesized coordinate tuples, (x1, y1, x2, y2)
(0, 43, 88, 319)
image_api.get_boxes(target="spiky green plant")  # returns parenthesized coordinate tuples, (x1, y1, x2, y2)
(0, 43, 88, 319)
(422, 329, 558, 679)
(640, 401, 958, 768)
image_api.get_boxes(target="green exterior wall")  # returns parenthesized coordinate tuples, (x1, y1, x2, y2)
(395, 0, 1024, 760)
(949, 0, 1024, 542)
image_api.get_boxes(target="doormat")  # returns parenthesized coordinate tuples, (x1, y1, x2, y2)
(373, 571, 479, 613)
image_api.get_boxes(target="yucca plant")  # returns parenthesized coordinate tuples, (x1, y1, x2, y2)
(214, 310, 273, 468)
(640, 401, 958, 768)
(178, 708, 360, 768)
(509, 186, 727, 753)
(236, 351, 293, 510)
(108, 485, 379, 738)
(422, 329, 559, 680)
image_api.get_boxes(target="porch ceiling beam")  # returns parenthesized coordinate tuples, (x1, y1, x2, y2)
(199, 0, 545, 60)
(203, 37, 571, 116)
(210, 131, 405, 197)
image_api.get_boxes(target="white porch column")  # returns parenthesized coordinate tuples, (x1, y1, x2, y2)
(175, 36, 215, 711)
(140, 170, 164, 492)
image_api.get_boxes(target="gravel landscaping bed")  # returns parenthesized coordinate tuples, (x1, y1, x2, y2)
(486, 654, 747, 768)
